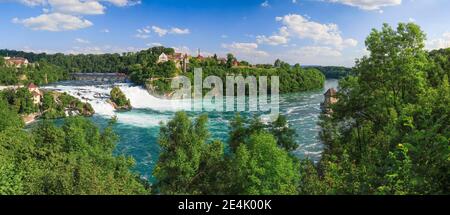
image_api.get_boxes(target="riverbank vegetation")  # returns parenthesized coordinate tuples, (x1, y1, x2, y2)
(152, 22, 449, 195)
(1, 47, 325, 95)
(41, 91, 95, 119)
(308, 66, 352, 79)
(0, 22, 449, 195)
(0, 60, 67, 86)
(0, 88, 94, 122)
(153, 112, 299, 195)
(182, 63, 325, 94)
(301, 23, 450, 194)
(0, 102, 148, 194)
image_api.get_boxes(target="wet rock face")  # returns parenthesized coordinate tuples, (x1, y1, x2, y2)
(108, 99, 132, 111)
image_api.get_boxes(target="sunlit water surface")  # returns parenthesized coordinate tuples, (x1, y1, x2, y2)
(42, 79, 339, 180)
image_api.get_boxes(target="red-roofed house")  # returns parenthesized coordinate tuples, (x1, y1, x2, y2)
(158, 52, 189, 72)
(232, 59, 240, 67)
(28, 83, 42, 104)
(322, 88, 338, 114)
(4, 57, 29, 68)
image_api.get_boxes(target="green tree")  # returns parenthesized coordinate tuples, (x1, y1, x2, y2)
(274, 59, 282, 68)
(311, 23, 450, 195)
(0, 99, 24, 132)
(226, 53, 236, 68)
(110, 86, 131, 109)
(229, 132, 299, 195)
(269, 115, 297, 151)
(153, 112, 211, 194)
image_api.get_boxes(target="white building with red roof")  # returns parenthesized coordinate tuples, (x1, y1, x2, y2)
(27, 83, 42, 104)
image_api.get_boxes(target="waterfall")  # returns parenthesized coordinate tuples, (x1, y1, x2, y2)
(42, 82, 189, 127)
(119, 85, 192, 111)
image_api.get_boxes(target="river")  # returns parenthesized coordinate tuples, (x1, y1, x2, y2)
(42, 79, 339, 180)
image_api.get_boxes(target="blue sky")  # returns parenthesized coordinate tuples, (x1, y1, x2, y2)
(1, 0, 450, 66)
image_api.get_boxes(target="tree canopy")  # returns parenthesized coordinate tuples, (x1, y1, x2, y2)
(303, 23, 450, 195)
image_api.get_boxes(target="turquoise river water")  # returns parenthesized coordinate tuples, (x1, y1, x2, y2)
(43, 79, 339, 180)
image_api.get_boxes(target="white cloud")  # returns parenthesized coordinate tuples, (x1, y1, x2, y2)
(135, 26, 151, 39)
(152, 26, 168, 37)
(343, 38, 358, 47)
(292, 0, 297, 3)
(135, 34, 150, 39)
(427, 32, 450, 50)
(277, 46, 359, 66)
(256, 35, 289, 46)
(172, 46, 192, 55)
(256, 26, 290, 46)
(8, 0, 139, 31)
(137, 26, 151, 34)
(68, 45, 145, 54)
(18, 44, 145, 55)
(274, 14, 358, 49)
(75, 38, 90, 44)
(261, 0, 270, 7)
(170, 27, 190, 35)
(147, 42, 163, 47)
(13, 13, 93, 31)
(328, 0, 402, 10)
(222, 42, 269, 62)
(16, 0, 45, 6)
(103, 0, 141, 7)
(13, 0, 140, 8)
(293, 46, 342, 57)
(48, 0, 105, 15)
(151, 26, 190, 37)
(101, 28, 110, 33)
(169, 46, 212, 57)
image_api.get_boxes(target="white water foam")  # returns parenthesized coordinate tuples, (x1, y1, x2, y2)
(119, 85, 192, 111)
(43, 83, 184, 127)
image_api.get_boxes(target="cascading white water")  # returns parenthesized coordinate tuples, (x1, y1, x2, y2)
(43, 84, 116, 116)
(119, 85, 192, 111)
(42, 79, 339, 169)
(42, 83, 190, 127)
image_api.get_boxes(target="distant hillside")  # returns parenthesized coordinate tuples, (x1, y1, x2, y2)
(304, 66, 353, 79)
(428, 48, 450, 87)
(0, 47, 175, 74)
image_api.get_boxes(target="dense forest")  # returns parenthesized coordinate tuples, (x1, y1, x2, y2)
(0, 59, 67, 86)
(0, 22, 448, 195)
(0, 47, 175, 74)
(153, 22, 449, 195)
(0, 88, 94, 120)
(153, 112, 299, 194)
(1, 48, 325, 94)
(304, 23, 449, 194)
(308, 66, 352, 79)
(129, 53, 325, 95)
(0, 101, 149, 194)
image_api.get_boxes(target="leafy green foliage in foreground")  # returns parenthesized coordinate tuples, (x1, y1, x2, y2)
(153, 112, 299, 195)
(305, 23, 450, 194)
(1, 22, 449, 195)
(153, 23, 449, 195)
(0, 100, 148, 195)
